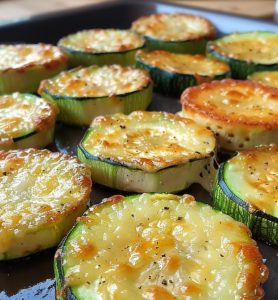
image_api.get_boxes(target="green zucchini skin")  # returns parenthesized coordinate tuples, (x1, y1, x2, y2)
(213, 163, 278, 246)
(136, 60, 230, 96)
(144, 36, 209, 54)
(41, 83, 152, 126)
(59, 46, 144, 68)
(207, 32, 278, 79)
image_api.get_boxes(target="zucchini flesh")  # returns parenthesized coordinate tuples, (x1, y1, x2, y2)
(55, 193, 267, 300)
(207, 32, 278, 79)
(0, 44, 67, 93)
(0, 93, 58, 150)
(77, 111, 216, 192)
(38, 65, 152, 126)
(131, 13, 215, 54)
(58, 29, 144, 67)
(0, 149, 91, 260)
(213, 145, 278, 245)
(248, 70, 278, 89)
(136, 50, 230, 96)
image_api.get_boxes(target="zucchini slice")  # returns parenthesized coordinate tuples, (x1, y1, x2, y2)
(207, 32, 278, 79)
(181, 79, 278, 152)
(38, 65, 152, 126)
(136, 50, 230, 96)
(0, 149, 91, 260)
(213, 145, 278, 245)
(55, 193, 268, 300)
(131, 13, 215, 54)
(0, 93, 58, 150)
(0, 44, 67, 93)
(248, 70, 278, 89)
(58, 29, 145, 67)
(77, 111, 216, 193)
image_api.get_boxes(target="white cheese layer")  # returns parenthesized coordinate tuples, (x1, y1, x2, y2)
(0, 149, 91, 255)
(224, 145, 278, 218)
(137, 50, 229, 76)
(132, 13, 215, 41)
(249, 71, 278, 89)
(0, 93, 57, 143)
(63, 193, 267, 300)
(83, 111, 215, 172)
(210, 32, 278, 64)
(0, 44, 66, 70)
(39, 65, 151, 98)
(58, 29, 144, 53)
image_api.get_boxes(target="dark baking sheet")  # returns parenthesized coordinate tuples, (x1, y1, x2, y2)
(0, 1, 277, 299)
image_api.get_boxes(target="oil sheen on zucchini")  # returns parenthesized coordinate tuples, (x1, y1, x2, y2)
(0, 93, 58, 150)
(136, 50, 230, 96)
(38, 65, 152, 126)
(0, 44, 68, 93)
(55, 193, 268, 300)
(58, 29, 145, 67)
(131, 13, 215, 54)
(77, 111, 216, 193)
(213, 145, 278, 245)
(181, 79, 278, 152)
(0, 149, 91, 260)
(207, 32, 278, 79)
(248, 70, 278, 89)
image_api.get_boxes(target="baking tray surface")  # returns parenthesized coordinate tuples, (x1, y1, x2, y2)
(0, 1, 277, 299)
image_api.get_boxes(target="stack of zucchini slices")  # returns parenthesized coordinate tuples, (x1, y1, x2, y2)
(0, 44, 67, 93)
(77, 111, 216, 192)
(0, 93, 58, 150)
(58, 29, 145, 67)
(213, 145, 278, 246)
(55, 193, 268, 299)
(131, 13, 216, 54)
(39, 65, 153, 126)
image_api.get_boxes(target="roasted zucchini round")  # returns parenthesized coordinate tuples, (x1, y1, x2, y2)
(0, 93, 58, 150)
(0, 43, 67, 93)
(207, 32, 278, 79)
(77, 111, 216, 193)
(0, 149, 91, 260)
(213, 145, 278, 246)
(38, 65, 152, 126)
(181, 79, 278, 152)
(131, 13, 215, 54)
(58, 29, 145, 67)
(55, 193, 268, 300)
(248, 70, 278, 89)
(136, 50, 230, 95)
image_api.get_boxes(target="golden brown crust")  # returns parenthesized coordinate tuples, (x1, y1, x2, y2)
(0, 43, 68, 73)
(181, 79, 278, 129)
(131, 13, 216, 41)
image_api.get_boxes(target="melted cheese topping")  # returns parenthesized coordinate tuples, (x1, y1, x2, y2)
(0, 149, 91, 245)
(225, 145, 278, 217)
(62, 193, 267, 299)
(0, 44, 66, 70)
(137, 50, 229, 76)
(82, 111, 215, 172)
(249, 71, 278, 89)
(181, 79, 278, 129)
(0, 93, 57, 144)
(58, 29, 144, 53)
(131, 13, 215, 41)
(210, 32, 278, 64)
(39, 65, 150, 98)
